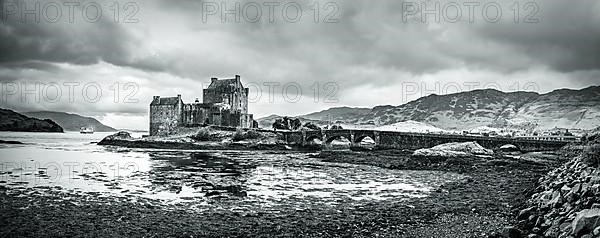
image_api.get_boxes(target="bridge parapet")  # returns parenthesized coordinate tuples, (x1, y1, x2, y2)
(278, 129, 573, 152)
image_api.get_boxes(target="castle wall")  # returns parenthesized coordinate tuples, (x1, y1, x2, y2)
(203, 76, 249, 114)
(150, 102, 183, 136)
(182, 103, 212, 126)
(150, 76, 254, 134)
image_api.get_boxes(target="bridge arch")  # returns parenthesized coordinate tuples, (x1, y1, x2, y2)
(325, 135, 351, 144)
(355, 135, 375, 144)
(305, 135, 323, 144)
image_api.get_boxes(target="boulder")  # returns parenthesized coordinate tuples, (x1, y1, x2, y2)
(98, 131, 134, 145)
(572, 209, 600, 236)
(500, 226, 522, 238)
(499, 144, 520, 152)
(518, 207, 536, 221)
(413, 141, 494, 157)
(548, 191, 564, 208)
(101, 131, 133, 141)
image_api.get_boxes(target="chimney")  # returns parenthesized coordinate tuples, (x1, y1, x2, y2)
(153, 96, 160, 101)
(211, 77, 218, 83)
(177, 94, 181, 100)
(235, 75, 240, 81)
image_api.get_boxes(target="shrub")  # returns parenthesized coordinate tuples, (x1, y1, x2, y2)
(245, 130, 261, 140)
(192, 128, 213, 141)
(232, 129, 261, 142)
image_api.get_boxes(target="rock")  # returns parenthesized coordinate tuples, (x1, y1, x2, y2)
(572, 209, 600, 236)
(519, 207, 537, 221)
(560, 185, 571, 194)
(565, 191, 578, 203)
(500, 226, 522, 238)
(549, 191, 565, 208)
(560, 222, 573, 235)
(594, 226, 600, 235)
(413, 141, 494, 157)
(544, 225, 560, 238)
(102, 131, 133, 140)
(499, 144, 520, 152)
(571, 183, 582, 194)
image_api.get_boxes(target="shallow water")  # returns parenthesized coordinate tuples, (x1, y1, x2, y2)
(0, 132, 464, 206)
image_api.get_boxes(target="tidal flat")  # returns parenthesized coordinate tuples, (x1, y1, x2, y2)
(0, 132, 562, 237)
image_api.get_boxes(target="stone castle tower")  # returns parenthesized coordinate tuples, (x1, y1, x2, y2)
(150, 75, 254, 136)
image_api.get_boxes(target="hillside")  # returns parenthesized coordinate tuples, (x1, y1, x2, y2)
(0, 108, 63, 132)
(301, 107, 372, 122)
(264, 86, 600, 131)
(22, 111, 117, 132)
(357, 86, 600, 130)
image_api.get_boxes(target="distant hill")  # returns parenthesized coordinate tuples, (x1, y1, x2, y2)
(259, 86, 600, 131)
(22, 111, 117, 132)
(0, 108, 63, 132)
(352, 86, 600, 130)
(301, 107, 372, 122)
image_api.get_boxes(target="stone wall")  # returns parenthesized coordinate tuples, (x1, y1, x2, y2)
(203, 76, 249, 114)
(513, 135, 600, 238)
(149, 101, 183, 136)
(282, 129, 570, 152)
(181, 103, 253, 129)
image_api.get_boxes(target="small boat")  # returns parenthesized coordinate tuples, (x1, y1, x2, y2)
(80, 127, 94, 134)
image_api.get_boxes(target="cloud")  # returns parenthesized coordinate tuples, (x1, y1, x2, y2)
(1, 0, 599, 129)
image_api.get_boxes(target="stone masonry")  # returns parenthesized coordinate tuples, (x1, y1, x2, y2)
(150, 75, 254, 136)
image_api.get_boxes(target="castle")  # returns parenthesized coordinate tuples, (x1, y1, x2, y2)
(149, 75, 255, 136)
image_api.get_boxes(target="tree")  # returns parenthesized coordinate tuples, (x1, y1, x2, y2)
(290, 118, 302, 130)
(272, 117, 303, 131)
(330, 125, 343, 130)
(272, 118, 289, 130)
(303, 122, 320, 130)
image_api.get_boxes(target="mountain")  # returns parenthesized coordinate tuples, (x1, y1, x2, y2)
(301, 107, 372, 122)
(375, 121, 447, 133)
(364, 86, 600, 130)
(0, 108, 63, 132)
(22, 111, 117, 132)
(262, 86, 600, 131)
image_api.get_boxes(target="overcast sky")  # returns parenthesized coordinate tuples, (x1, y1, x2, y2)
(1, 0, 599, 130)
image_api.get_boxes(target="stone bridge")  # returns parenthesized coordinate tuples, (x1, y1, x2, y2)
(279, 129, 573, 152)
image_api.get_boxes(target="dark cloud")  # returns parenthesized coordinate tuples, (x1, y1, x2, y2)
(474, 0, 600, 72)
(1, 0, 599, 127)
(2, 0, 599, 76)
(0, 0, 141, 69)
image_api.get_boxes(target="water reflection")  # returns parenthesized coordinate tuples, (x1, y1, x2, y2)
(1, 132, 465, 207)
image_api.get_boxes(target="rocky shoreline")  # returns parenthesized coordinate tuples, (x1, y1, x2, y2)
(97, 130, 299, 151)
(509, 135, 600, 238)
